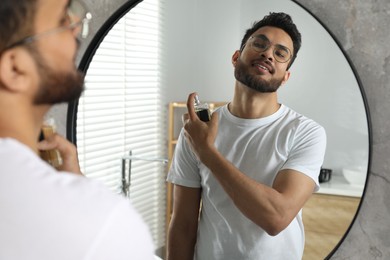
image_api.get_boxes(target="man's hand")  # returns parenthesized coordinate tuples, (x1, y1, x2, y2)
(37, 134, 83, 175)
(183, 92, 219, 160)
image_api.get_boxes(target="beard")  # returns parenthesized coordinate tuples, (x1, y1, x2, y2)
(28, 46, 84, 105)
(234, 58, 284, 93)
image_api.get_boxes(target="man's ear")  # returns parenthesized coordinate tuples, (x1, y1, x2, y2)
(280, 70, 291, 86)
(231, 50, 241, 67)
(0, 48, 36, 93)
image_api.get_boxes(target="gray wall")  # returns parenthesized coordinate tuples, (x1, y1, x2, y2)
(51, 0, 390, 258)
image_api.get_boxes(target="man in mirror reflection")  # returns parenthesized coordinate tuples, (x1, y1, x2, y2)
(0, 0, 155, 259)
(167, 12, 326, 260)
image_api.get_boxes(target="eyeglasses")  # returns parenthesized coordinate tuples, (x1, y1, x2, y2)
(243, 35, 292, 63)
(2, 0, 92, 52)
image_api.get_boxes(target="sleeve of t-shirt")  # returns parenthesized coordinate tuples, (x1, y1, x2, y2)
(281, 120, 327, 191)
(166, 129, 202, 188)
(83, 200, 155, 260)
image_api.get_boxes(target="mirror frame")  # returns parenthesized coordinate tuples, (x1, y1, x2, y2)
(66, 0, 373, 258)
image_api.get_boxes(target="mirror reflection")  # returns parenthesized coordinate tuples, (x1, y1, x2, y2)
(73, 0, 369, 259)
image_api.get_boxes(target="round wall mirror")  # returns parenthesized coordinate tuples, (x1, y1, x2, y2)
(67, 0, 371, 259)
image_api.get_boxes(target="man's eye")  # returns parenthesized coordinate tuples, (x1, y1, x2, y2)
(253, 41, 267, 49)
(60, 14, 71, 26)
(275, 49, 287, 58)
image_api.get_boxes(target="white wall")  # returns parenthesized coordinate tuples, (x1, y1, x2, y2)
(162, 0, 369, 177)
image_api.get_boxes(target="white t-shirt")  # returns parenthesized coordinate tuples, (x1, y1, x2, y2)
(167, 104, 327, 260)
(0, 138, 155, 260)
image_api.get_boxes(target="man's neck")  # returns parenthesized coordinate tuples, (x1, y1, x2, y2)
(228, 84, 280, 119)
(0, 98, 49, 153)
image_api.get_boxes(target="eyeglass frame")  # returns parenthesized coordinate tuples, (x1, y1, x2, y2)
(241, 35, 293, 64)
(1, 0, 92, 53)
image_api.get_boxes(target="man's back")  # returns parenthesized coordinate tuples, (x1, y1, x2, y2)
(0, 138, 155, 260)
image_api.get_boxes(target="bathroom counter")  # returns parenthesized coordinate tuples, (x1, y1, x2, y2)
(317, 175, 364, 197)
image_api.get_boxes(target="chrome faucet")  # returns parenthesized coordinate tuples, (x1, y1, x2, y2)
(121, 150, 168, 198)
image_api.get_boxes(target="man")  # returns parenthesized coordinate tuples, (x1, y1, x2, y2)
(0, 0, 154, 259)
(167, 12, 326, 259)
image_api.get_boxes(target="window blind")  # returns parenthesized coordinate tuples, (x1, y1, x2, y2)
(76, 0, 166, 249)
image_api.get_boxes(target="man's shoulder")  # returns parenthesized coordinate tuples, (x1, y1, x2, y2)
(282, 105, 324, 130)
(0, 137, 135, 220)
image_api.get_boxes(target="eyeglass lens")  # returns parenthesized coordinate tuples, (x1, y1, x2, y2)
(250, 36, 291, 63)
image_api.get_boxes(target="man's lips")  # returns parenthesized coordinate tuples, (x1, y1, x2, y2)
(253, 61, 274, 74)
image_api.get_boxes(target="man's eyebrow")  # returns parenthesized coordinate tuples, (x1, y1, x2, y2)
(253, 34, 290, 51)
(252, 34, 269, 41)
(275, 44, 290, 52)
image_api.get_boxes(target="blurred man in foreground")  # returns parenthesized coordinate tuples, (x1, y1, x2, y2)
(0, 0, 155, 259)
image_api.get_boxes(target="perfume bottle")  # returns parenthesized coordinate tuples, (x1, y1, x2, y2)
(194, 95, 211, 122)
(39, 117, 63, 169)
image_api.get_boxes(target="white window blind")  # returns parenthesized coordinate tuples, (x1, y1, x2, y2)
(76, 0, 166, 249)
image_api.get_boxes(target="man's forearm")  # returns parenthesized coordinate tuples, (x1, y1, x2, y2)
(199, 147, 313, 235)
(166, 225, 197, 260)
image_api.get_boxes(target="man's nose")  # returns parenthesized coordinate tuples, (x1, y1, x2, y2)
(260, 47, 274, 62)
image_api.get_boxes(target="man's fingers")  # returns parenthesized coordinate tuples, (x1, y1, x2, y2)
(186, 92, 198, 121)
(182, 113, 189, 125)
(210, 110, 219, 123)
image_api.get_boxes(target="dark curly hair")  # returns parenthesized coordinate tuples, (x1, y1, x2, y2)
(240, 12, 302, 70)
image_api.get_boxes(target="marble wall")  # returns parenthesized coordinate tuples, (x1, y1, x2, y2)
(294, 0, 390, 258)
(55, 0, 390, 258)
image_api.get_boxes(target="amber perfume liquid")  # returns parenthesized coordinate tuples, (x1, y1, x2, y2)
(194, 95, 211, 122)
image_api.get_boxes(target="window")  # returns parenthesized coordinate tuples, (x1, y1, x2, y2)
(76, 0, 166, 249)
